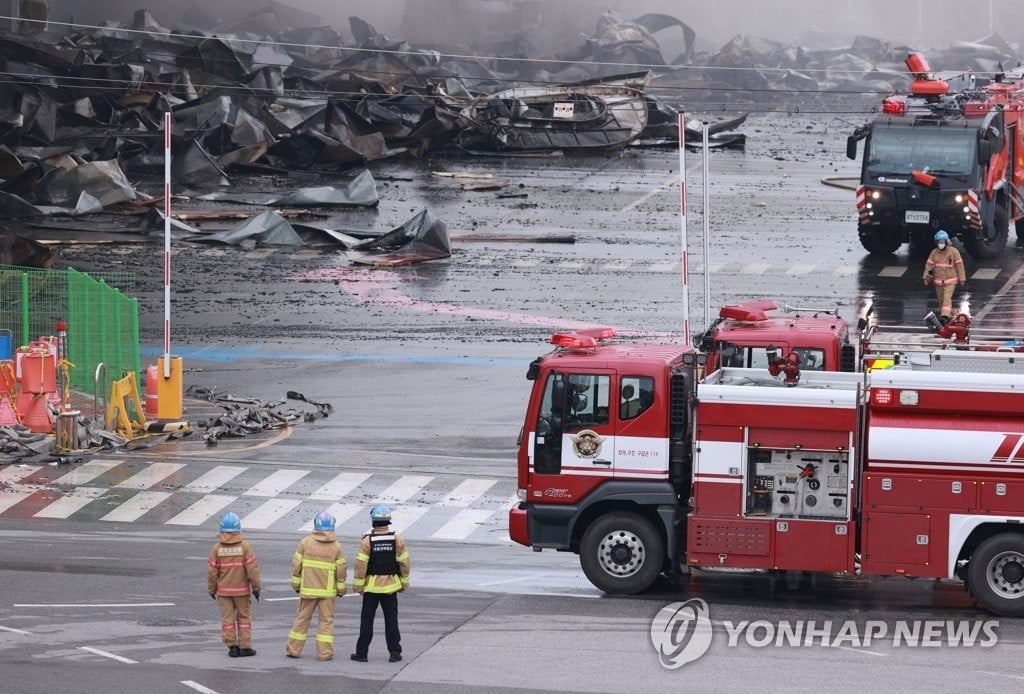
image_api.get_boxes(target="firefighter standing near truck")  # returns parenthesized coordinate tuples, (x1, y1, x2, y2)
(923, 230, 967, 321)
(350, 505, 411, 663)
(286, 511, 347, 661)
(206, 511, 261, 657)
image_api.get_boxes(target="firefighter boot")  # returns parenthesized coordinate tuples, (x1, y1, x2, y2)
(228, 646, 240, 657)
(238, 648, 256, 657)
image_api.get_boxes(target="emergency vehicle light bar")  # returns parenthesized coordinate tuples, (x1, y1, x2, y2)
(552, 331, 614, 350)
(882, 97, 906, 115)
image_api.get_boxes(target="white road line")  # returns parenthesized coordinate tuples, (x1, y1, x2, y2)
(182, 466, 247, 494)
(114, 463, 186, 490)
(100, 491, 172, 522)
(0, 485, 37, 514)
(0, 625, 31, 635)
(785, 264, 815, 275)
(619, 173, 676, 213)
(692, 263, 726, 274)
(17, 602, 174, 607)
(309, 472, 370, 501)
(388, 506, 430, 534)
(878, 266, 907, 277)
(557, 260, 586, 269)
(972, 268, 1001, 280)
(512, 259, 539, 268)
(740, 263, 769, 274)
(181, 681, 221, 694)
(78, 646, 137, 664)
(0, 465, 40, 483)
(974, 262, 1024, 321)
(166, 494, 236, 526)
(242, 499, 303, 529)
(242, 469, 309, 497)
(648, 262, 678, 273)
(601, 260, 633, 270)
(264, 597, 301, 602)
(477, 574, 540, 587)
(50, 460, 120, 486)
(833, 266, 857, 277)
(34, 487, 106, 518)
(438, 479, 497, 508)
(432, 510, 494, 540)
(374, 476, 433, 505)
(298, 502, 365, 532)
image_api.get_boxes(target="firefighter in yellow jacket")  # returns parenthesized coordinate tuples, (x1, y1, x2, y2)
(350, 505, 411, 663)
(923, 230, 967, 320)
(286, 510, 347, 661)
(206, 512, 261, 657)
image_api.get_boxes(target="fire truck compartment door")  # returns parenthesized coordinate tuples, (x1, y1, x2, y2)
(862, 511, 931, 566)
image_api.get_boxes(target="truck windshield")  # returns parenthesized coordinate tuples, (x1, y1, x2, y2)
(866, 125, 976, 176)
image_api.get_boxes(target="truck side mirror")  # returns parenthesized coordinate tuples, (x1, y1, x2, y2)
(526, 358, 541, 380)
(846, 135, 858, 160)
(978, 140, 991, 164)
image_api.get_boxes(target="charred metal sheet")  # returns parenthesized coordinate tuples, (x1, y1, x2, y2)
(345, 209, 451, 266)
(194, 169, 379, 207)
(189, 210, 304, 246)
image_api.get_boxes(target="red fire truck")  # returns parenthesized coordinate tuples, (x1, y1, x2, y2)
(846, 52, 1024, 258)
(509, 332, 1024, 616)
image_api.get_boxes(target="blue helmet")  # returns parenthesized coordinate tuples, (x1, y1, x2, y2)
(313, 510, 336, 531)
(220, 512, 241, 532)
(934, 230, 950, 242)
(370, 505, 392, 523)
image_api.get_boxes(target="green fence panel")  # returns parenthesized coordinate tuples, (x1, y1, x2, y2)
(0, 264, 138, 397)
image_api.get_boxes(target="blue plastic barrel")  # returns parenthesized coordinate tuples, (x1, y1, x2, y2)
(0, 330, 11, 361)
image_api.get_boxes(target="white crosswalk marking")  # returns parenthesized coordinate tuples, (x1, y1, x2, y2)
(101, 491, 172, 522)
(242, 499, 304, 529)
(114, 463, 186, 490)
(243, 469, 309, 497)
(648, 262, 677, 272)
(0, 484, 36, 513)
(438, 479, 497, 507)
(50, 460, 119, 486)
(388, 506, 429, 534)
(972, 268, 1001, 280)
(785, 264, 815, 275)
(833, 266, 857, 277)
(740, 263, 769, 274)
(433, 510, 494, 540)
(879, 266, 907, 277)
(298, 503, 366, 532)
(374, 476, 433, 505)
(183, 466, 247, 494)
(0, 465, 40, 483)
(166, 494, 237, 526)
(602, 260, 633, 270)
(309, 472, 370, 501)
(34, 487, 106, 518)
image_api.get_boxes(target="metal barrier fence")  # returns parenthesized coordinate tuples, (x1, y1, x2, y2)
(0, 265, 139, 396)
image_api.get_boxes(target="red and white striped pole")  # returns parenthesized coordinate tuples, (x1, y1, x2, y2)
(678, 111, 690, 347)
(163, 112, 172, 379)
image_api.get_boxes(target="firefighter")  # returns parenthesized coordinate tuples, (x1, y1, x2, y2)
(923, 230, 966, 321)
(206, 511, 261, 657)
(350, 505, 411, 663)
(286, 510, 347, 661)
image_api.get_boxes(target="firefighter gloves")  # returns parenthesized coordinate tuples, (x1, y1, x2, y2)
(253, 591, 260, 601)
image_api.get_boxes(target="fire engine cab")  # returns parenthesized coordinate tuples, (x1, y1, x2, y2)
(510, 330, 1024, 616)
(847, 52, 1024, 259)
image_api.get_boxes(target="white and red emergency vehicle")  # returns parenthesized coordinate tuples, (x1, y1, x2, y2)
(509, 331, 1024, 616)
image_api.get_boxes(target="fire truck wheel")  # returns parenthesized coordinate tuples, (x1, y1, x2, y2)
(967, 533, 1024, 617)
(579, 512, 664, 594)
(857, 224, 902, 255)
(965, 204, 1008, 258)
(1015, 217, 1024, 245)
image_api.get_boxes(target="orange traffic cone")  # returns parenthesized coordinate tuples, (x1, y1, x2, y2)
(22, 395, 53, 433)
(0, 394, 17, 426)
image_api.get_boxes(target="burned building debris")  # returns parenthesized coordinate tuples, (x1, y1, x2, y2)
(0, 3, 1020, 261)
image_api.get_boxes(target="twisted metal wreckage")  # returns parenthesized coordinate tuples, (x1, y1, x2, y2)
(0, 388, 334, 463)
(0, 4, 1019, 263)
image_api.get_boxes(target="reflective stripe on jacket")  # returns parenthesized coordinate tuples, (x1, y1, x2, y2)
(353, 527, 410, 594)
(924, 246, 966, 285)
(207, 531, 261, 596)
(291, 530, 347, 598)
